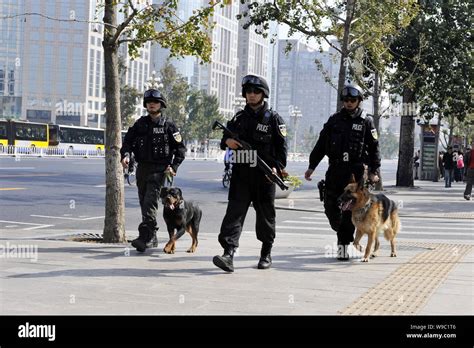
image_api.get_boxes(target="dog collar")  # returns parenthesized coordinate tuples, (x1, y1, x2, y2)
(356, 198, 373, 216)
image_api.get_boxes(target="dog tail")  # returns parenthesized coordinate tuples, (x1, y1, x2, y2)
(384, 207, 400, 241)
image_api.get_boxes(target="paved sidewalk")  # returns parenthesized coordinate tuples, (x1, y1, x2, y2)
(0, 179, 472, 315)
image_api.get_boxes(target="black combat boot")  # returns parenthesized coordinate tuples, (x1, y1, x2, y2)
(337, 244, 349, 261)
(132, 223, 150, 252)
(213, 248, 235, 272)
(146, 227, 159, 248)
(257, 243, 272, 269)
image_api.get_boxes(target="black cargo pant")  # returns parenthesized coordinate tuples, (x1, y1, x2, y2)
(324, 162, 365, 245)
(219, 165, 276, 250)
(136, 162, 167, 232)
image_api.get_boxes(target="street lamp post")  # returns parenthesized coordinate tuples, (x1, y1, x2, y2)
(290, 106, 303, 154)
(233, 96, 246, 112)
(145, 70, 163, 90)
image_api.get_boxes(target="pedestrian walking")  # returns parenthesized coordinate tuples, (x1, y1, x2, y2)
(120, 89, 186, 252)
(304, 84, 381, 260)
(213, 75, 287, 272)
(442, 146, 455, 188)
(463, 143, 474, 200)
(413, 149, 420, 180)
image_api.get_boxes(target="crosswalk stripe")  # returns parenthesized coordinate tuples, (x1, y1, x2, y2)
(276, 225, 473, 236)
(282, 220, 473, 230)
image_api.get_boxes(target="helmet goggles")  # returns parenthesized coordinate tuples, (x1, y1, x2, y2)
(341, 87, 361, 98)
(242, 75, 263, 86)
(144, 90, 163, 99)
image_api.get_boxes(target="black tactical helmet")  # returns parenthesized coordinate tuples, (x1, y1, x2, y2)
(340, 84, 364, 101)
(143, 89, 167, 108)
(241, 74, 269, 98)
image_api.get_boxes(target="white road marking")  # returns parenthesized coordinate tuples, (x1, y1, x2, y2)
(276, 225, 473, 236)
(0, 220, 54, 231)
(188, 170, 220, 173)
(195, 179, 221, 182)
(282, 220, 473, 230)
(30, 215, 104, 221)
(22, 224, 55, 231)
(0, 167, 36, 170)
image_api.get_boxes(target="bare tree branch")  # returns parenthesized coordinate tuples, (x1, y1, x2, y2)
(0, 12, 117, 28)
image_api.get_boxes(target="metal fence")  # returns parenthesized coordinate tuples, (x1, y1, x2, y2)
(0, 145, 310, 162)
(0, 145, 104, 158)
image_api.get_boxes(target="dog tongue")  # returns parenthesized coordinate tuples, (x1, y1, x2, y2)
(168, 204, 175, 210)
(341, 201, 352, 211)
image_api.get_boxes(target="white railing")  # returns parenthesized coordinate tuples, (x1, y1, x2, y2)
(0, 145, 105, 158)
(0, 145, 311, 162)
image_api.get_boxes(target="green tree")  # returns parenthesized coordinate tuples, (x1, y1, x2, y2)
(390, 0, 473, 186)
(101, 0, 230, 243)
(120, 85, 141, 129)
(379, 127, 399, 160)
(159, 59, 189, 128)
(240, 0, 417, 110)
(117, 57, 141, 129)
(186, 89, 224, 144)
(301, 126, 317, 154)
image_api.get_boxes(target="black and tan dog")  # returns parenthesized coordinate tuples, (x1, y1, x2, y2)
(160, 187, 202, 254)
(338, 176, 400, 262)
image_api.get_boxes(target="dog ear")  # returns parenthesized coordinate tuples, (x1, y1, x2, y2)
(159, 187, 168, 198)
(177, 188, 183, 199)
(357, 177, 365, 190)
(349, 174, 356, 184)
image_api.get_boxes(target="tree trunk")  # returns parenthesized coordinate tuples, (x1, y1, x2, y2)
(433, 116, 442, 182)
(336, 0, 356, 110)
(396, 87, 415, 187)
(102, 1, 126, 243)
(448, 114, 455, 146)
(372, 71, 383, 191)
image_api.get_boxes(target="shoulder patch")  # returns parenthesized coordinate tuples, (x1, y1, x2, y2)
(173, 131, 182, 143)
(278, 124, 287, 137)
(371, 128, 378, 140)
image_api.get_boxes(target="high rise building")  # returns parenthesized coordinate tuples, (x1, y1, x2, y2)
(150, 0, 202, 85)
(276, 39, 339, 138)
(152, 1, 273, 119)
(0, 0, 150, 127)
(0, 0, 25, 119)
(236, 0, 270, 103)
(199, 2, 240, 119)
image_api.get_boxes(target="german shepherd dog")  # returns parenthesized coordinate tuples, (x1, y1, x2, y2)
(338, 176, 400, 262)
(160, 187, 202, 254)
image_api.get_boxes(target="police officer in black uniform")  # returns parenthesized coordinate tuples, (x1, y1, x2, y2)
(121, 89, 186, 252)
(213, 75, 288, 272)
(304, 84, 381, 260)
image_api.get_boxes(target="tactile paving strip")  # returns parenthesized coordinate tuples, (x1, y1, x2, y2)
(443, 212, 474, 219)
(340, 242, 473, 315)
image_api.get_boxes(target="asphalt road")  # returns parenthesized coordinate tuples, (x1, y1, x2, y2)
(1, 157, 471, 243)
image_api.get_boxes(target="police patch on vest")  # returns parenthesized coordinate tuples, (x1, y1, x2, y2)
(173, 132, 182, 142)
(352, 124, 363, 131)
(278, 124, 287, 137)
(256, 123, 269, 133)
(371, 129, 378, 140)
(153, 127, 165, 134)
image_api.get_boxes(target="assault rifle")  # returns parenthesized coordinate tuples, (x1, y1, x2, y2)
(212, 121, 289, 191)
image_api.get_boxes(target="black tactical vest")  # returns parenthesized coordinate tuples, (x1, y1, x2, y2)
(252, 110, 273, 145)
(348, 116, 366, 161)
(327, 112, 367, 163)
(133, 116, 169, 162)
